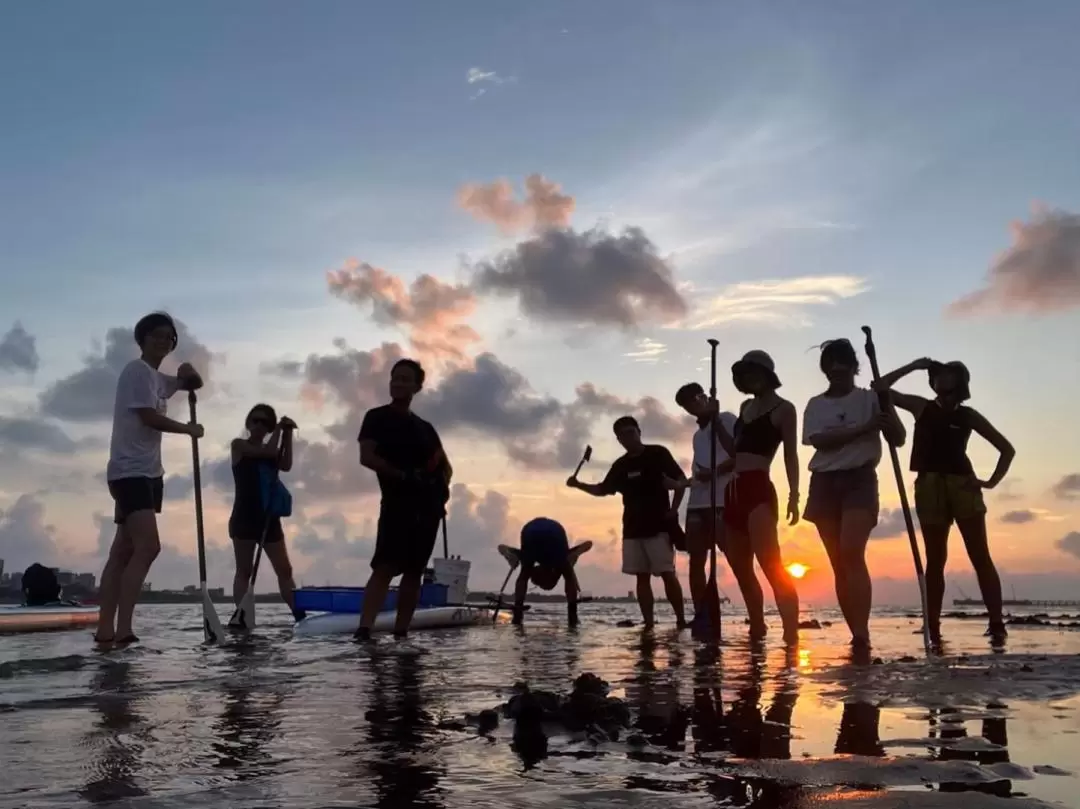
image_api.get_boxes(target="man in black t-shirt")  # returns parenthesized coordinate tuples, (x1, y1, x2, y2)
(567, 416, 688, 629)
(353, 358, 452, 642)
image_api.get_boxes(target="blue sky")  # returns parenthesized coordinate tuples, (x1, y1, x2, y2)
(2, 2, 1078, 598)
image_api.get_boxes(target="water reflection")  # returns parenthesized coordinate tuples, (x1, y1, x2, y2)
(210, 640, 288, 779)
(78, 660, 147, 804)
(834, 701, 884, 757)
(931, 703, 1012, 797)
(626, 631, 690, 757)
(361, 651, 445, 808)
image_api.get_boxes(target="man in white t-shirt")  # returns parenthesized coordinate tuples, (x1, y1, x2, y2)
(96, 312, 203, 645)
(674, 382, 758, 632)
(802, 338, 905, 649)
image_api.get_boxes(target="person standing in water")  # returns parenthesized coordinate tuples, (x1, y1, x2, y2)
(873, 357, 1014, 646)
(673, 382, 750, 632)
(97, 312, 203, 645)
(228, 404, 303, 621)
(673, 351, 801, 642)
(509, 517, 592, 627)
(567, 416, 688, 630)
(802, 339, 906, 649)
(353, 359, 451, 642)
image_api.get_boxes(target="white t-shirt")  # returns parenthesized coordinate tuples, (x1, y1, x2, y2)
(687, 411, 737, 509)
(802, 387, 882, 473)
(106, 359, 181, 481)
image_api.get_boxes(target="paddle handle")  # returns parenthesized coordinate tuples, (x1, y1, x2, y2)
(188, 392, 208, 585)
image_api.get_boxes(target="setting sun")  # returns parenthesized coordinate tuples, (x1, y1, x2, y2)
(786, 563, 809, 579)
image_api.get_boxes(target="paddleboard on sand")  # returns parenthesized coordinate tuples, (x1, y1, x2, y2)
(0, 603, 100, 634)
(293, 604, 505, 637)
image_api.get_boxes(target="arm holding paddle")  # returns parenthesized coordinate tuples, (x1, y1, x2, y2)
(174, 362, 203, 391)
(968, 409, 1015, 489)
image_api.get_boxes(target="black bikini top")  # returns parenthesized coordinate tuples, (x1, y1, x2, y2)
(733, 403, 783, 458)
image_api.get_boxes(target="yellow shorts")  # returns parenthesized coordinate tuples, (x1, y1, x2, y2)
(914, 473, 987, 527)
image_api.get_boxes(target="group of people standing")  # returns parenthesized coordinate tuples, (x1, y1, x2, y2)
(92, 311, 1014, 654)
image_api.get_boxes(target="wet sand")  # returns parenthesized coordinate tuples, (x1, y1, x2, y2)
(1, 603, 1078, 808)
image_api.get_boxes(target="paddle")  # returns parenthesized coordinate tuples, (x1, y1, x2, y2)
(441, 515, 450, 558)
(571, 445, 592, 479)
(703, 338, 724, 641)
(861, 326, 932, 655)
(189, 391, 225, 644)
(491, 544, 521, 623)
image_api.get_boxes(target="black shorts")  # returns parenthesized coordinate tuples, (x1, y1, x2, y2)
(371, 500, 442, 576)
(108, 476, 164, 525)
(228, 514, 285, 544)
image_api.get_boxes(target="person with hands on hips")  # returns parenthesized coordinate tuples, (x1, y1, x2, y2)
(872, 355, 1014, 648)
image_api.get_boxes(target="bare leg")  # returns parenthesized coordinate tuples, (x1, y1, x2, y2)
(394, 572, 423, 634)
(837, 508, 875, 645)
(115, 510, 161, 638)
(232, 540, 256, 604)
(956, 515, 1004, 632)
(358, 567, 395, 632)
(263, 541, 298, 611)
(748, 505, 799, 643)
(685, 513, 709, 616)
(722, 528, 765, 636)
(816, 519, 853, 629)
(635, 574, 655, 628)
(660, 571, 687, 627)
(95, 525, 132, 640)
(922, 524, 950, 643)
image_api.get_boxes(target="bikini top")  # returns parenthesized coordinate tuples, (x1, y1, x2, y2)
(733, 403, 783, 459)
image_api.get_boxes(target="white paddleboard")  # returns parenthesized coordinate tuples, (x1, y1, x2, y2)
(292, 605, 503, 637)
(0, 604, 100, 634)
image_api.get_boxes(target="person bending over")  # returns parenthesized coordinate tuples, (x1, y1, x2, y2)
(509, 517, 592, 627)
(802, 339, 905, 649)
(568, 416, 687, 630)
(96, 312, 203, 646)
(229, 403, 303, 621)
(353, 358, 452, 642)
(873, 357, 1014, 647)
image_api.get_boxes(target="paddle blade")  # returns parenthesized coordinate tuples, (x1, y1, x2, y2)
(497, 544, 521, 568)
(202, 584, 225, 644)
(228, 589, 256, 631)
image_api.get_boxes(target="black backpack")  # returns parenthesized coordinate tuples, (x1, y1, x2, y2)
(22, 563, 61, 606)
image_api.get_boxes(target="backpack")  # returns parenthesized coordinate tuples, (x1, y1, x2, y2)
(258, 463, 293, 518)
(23, 563, 61, 606)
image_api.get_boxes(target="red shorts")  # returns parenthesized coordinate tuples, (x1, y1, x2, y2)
(723, 470, 778, 535)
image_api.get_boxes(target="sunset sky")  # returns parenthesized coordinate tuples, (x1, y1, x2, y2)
(2, 2, 1078, 605)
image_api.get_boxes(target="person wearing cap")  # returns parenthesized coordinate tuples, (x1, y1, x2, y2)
(802, 339, 906, 650)
(96, 312, 204, 646)
(873, 356, 1014, 647)
(670, 350, 802, 643)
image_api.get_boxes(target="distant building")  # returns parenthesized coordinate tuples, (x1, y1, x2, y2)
(183, 585, 197, 593)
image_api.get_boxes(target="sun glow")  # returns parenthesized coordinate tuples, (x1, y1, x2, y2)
(786, 563, 809, 579)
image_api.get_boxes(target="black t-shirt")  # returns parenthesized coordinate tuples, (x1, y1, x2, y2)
(358, 404, 448, 504)
(598, 444, 683, 540)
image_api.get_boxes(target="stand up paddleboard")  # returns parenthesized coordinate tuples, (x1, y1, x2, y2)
(0, 603, 100, 634)
(292, 558, 503, 637)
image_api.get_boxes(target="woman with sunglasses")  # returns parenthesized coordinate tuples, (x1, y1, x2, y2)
(802, 339, 906, 650)
(229, 404, 302, 620)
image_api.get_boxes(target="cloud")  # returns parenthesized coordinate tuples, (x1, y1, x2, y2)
(471, 225, 688, 329)
(871, 508, 917, 539)
(457, 174, 575, 235)
(948, 205, 1080, 316)
(683, 275, 868, 329)
(624, 338, 668, 363)
(0, 416, 82, 454)
(37, 318, 218, 422)
(0, 494, 61, 571)
(327, 261, 480, 363)
(0, 322, 39, 373)
(1000, 509, 1037, 525)
(1056, 531, 1080, 561)
(466, 67, 514, 100)
(1052, 473, 1080, 501)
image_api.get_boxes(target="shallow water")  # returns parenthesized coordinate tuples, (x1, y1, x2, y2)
(2, 603, 1078, 808)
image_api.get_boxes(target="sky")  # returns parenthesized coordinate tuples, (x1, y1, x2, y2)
(1, 1, 1079, 605)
